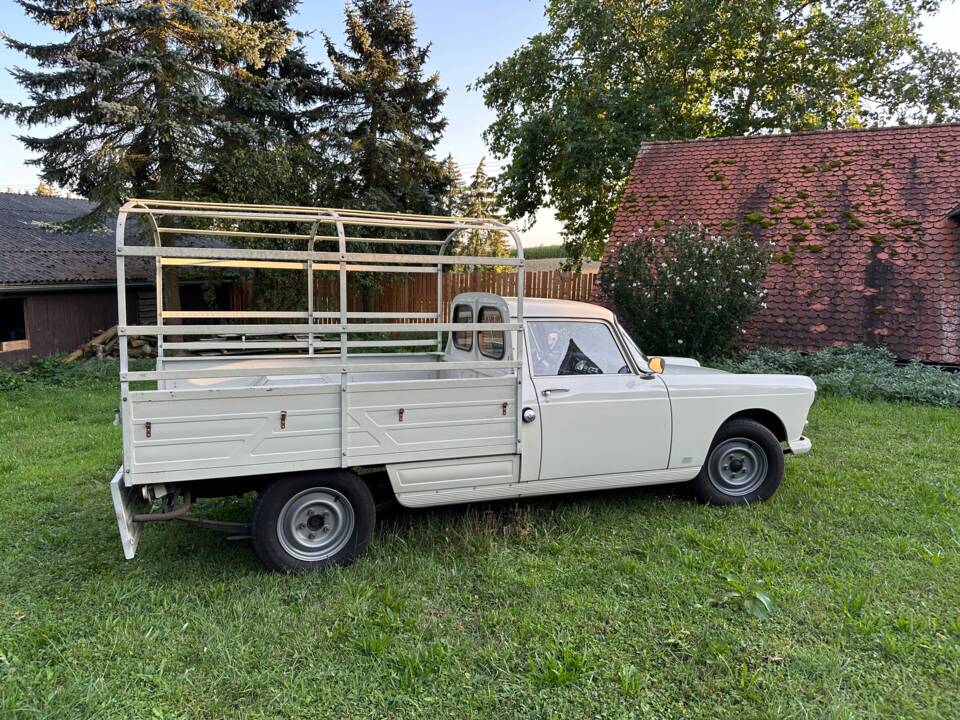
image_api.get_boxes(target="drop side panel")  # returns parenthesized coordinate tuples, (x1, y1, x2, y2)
(126, 377, 518, 485)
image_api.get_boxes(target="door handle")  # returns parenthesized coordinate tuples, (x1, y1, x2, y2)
(541, 388, 570, 397)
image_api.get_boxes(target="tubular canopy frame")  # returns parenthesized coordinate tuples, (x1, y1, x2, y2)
(115, 199, 526, 469)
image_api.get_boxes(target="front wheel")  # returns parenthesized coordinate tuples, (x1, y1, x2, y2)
(691, 419, 784, 505)
(252, 471, 375, 572)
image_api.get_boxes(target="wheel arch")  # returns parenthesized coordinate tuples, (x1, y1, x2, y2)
(723, 408, 788, 443)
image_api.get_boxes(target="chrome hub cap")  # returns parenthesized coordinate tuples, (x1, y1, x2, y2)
(707, 438, 768, 496)
(277, 488, 355, 562)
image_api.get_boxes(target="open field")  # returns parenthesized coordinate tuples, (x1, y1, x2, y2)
(1, 362, 958, 718)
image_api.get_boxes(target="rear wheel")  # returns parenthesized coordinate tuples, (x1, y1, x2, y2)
(252, 471, 375, 572)
(692, 419, 784, 505)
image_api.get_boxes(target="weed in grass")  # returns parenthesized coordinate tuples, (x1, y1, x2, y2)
(922, 546, 945, 567)
(880, 630, 901, 658)
(359, 631, 392, 656)
(946, 616, 960, 637)
(393, 642, 446, 687)
(711, 574, 775, 620)
(854, 612, 886, 636)
(696, 637, 735, 665)
(843, 592, 868, 618)
(618, 664, 647, 697)
(735, 662, 764, 702)
(527, 645, 589, 687)
(380, 584, 406, 612)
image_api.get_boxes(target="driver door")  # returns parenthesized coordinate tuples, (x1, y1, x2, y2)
(528, 320, 671, 480)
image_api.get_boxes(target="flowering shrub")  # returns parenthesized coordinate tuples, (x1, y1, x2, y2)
(599, 223, 770, 358)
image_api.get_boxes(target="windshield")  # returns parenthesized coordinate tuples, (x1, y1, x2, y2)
(615, 319, 648, 364)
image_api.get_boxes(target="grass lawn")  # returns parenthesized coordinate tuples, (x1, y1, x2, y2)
(1, 364, 958, 718)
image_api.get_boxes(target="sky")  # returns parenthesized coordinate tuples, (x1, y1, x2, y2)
(1, 0, 959, 245)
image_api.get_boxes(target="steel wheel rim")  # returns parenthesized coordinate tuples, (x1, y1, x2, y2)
(277, 488, 355, 562)
(707, 438, 768, 497)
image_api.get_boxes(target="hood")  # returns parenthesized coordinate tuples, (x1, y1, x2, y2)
(661, 363, 729, 376)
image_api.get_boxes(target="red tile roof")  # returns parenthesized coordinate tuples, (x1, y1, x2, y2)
(600, 124, 960, 363)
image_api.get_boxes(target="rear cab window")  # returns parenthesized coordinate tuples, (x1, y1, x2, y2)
(452, 305, 473, 351)
(478, 306, 505, 360)
(528, 320, 629, 376)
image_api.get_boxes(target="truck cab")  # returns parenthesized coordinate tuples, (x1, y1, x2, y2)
(386, 293, 812, 507)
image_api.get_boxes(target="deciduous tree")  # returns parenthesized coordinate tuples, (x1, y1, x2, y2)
(476, 0, 960, 266)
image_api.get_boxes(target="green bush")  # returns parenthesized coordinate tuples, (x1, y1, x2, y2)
(599, 223, 770, 357)
(0, 357, 131, 392)
(718, 345, 960, 407)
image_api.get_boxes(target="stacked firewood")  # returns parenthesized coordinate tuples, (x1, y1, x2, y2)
(127, 337, 157, 359)
(63, 326, 157, 363)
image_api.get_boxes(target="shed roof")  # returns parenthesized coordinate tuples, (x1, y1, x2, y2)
(0, 193, 154, 286)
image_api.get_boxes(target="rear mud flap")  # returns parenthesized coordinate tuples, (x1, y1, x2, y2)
(110, 468, 143, 560)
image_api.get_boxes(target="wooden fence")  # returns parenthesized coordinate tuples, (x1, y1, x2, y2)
(231, 270, 598, 320)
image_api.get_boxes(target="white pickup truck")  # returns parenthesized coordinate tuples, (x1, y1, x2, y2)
(110, 201, 815, 572)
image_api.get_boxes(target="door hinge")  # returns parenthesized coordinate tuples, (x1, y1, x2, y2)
(502, 402, 508, 416)
(145, 421, 152, 439)
(398, 408, 405, 422)
(280, 410, 287, 430)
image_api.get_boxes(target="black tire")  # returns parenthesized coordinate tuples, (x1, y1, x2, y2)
(252, 471, 375, 572)
(691, 418, 784, 505)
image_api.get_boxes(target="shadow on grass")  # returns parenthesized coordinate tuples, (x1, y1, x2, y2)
(124, 480, 691, 579)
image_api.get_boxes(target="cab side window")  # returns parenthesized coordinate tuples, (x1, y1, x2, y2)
(528, 321, 629, 376)
(452, 305, 473, 351)
(478, 306, 505, 360)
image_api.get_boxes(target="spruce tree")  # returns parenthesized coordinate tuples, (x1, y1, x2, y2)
(2, 0, 293, 224)
(449, 158, 510, 269)
(322, 0, 449, 214)
(441, 154, 465, 216)
(232, 0, 324, 138)
(204, 0, 332, 205)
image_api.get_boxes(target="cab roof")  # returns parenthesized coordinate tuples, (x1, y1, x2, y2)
(450, 292, 615, 321)
(503, 296, 614, 321)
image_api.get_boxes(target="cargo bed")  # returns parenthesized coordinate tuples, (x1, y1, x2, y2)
(111, 202, 527, 565)
(124, 353, 519, 485)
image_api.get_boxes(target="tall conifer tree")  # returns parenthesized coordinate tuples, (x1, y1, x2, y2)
(322, 0, 449, 213)
(204, 0, 331, 205)
(449, 158, 510, 268)
(2, 0, 293, 224)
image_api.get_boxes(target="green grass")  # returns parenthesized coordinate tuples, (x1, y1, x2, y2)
(522, 244, 566, 260)
(1, 366, 959, 718)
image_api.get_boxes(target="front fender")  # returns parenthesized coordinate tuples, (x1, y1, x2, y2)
(661, 373, 815, 468)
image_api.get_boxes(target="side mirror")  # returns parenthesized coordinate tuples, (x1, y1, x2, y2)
(648, 356, 665, 374)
